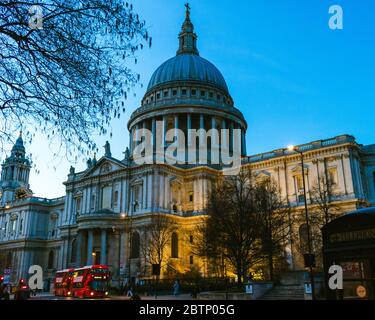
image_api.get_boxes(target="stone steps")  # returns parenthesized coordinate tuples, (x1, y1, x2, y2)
(260, 285, 305, 300)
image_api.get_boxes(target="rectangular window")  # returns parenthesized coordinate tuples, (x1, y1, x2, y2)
(172, 90, 177, 96)
(113, 190, 119, 207)
(190, 235, 194, 243)
(156, 93, 160, 99)
(164, 91, 169, 97)
(191, 89, 197, 96)
(200, 90, 206, 97)
(190, 256, 194, 265)
(76, 198, 81, 214)
(189, 193, 194, 202)
(102, 186, 112, 209)
(91, 194, 96, 211)
(328, 168, 338, 185)
(182, 89, 187, 96)
(296, 175, 304, 191)
(298, 194, 306, 203)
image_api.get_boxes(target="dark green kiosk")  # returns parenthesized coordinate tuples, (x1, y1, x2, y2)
(322, 207, 375, 300)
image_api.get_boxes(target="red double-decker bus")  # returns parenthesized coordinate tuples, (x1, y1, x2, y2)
(71, 265, 111, 299)
(53, 269, 74, 297)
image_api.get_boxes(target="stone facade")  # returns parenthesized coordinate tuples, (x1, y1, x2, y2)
(1, 7, 375, 287)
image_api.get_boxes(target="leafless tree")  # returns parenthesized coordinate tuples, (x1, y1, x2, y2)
(199, 169, 262, 285)
(0, 0, 151, 157)
(310, 176, 341, 226)
(253, 179, 291, 281)
(300, 176, 343, 267)
(141, 213, 177, 278)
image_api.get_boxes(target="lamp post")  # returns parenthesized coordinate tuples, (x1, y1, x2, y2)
(119, 213, 126, 289)
(127, 209, 134, 286)
(288, 145, 316, 300)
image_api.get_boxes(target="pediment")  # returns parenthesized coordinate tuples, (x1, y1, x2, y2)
(255, 170, 271, 178)
(82, 157, 126, 178)
(290, 164, 309, 173)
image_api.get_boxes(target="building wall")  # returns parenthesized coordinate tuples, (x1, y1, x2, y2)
(1, 136, 375, 287)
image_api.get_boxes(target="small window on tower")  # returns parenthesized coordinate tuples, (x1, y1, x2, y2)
(192, 89, 197, 96)
(217, 94, 221, 101)
(190, 235, 194, 243)
(201, 90, 206, 97)
(182, 89, 187, 96)
(189, 193, 194, 202)
(172, 89, 178, 96)
(156, 93, 160, 99)
(190, 256, 194, 265)
(164, 91, 169, 97)
(209, 92, 214, 98)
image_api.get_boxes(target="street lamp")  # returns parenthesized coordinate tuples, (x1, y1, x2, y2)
(118, 213, 127, 289)
(288, 145, 316, 300)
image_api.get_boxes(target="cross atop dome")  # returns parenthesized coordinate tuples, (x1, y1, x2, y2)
(185, 2, 191, 18)
(177, 2, 199, 56)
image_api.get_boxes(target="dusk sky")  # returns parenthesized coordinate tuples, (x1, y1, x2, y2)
(6, 0, 375, 198)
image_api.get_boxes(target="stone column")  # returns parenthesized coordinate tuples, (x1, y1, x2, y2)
(230, 121, 234, 153)
(163, 116, 167, 146)
(241, 129, 247, 156)
(142, 176, 147, 209)
(199, 115, 205, 163)
(147, 174, 152, 210)
(87, 230, 94, 265)
(222, 119, 227, 150)
(100, 229, 107, 265)
(159, 174, 165, 210)
(152, 117, 156, 156)
(76, 231, 83, 267)
(174, 115, 179, 142)
(164, 176, 169, 211)
(187, 114, 192, 146)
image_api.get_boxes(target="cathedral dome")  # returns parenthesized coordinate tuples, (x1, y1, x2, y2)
(146, 54, 229, 94)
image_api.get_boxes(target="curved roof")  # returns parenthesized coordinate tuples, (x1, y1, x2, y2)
(347, 207, 375, 215)
(146, 54, 229, 94)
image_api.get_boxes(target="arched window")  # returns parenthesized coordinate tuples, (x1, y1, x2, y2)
(130, 232, 140, 259)
(48, 250, 55, 269)
(71, 239, 77, 263)
(171, 232, 179, 258)
(299, 224, 310, 254)
(6, 252, 12, 267)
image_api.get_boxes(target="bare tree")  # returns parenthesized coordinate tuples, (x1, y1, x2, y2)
(141, 213, 177, 278)
(200, 169, 262, 285)
(310, 176, 341, 226)
(300, 176, 342, 267)
(0, 0, 151, 156)
(253, 179, 291, 281)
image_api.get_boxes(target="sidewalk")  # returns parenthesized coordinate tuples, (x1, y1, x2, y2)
(111, 294, 194, 300)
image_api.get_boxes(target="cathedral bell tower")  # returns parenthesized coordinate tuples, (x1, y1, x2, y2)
(0, 132, 32, 205)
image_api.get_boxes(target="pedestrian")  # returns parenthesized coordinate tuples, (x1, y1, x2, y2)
(173, 279, 180, 296)
(127, 286, 133, 297)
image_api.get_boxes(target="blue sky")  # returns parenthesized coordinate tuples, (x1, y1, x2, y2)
(8, 0, 375, 198)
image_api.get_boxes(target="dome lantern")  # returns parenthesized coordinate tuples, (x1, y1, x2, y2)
(177, 3, 199, 56)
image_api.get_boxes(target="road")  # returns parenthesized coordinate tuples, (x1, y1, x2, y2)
(25, 293, 194, 301)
